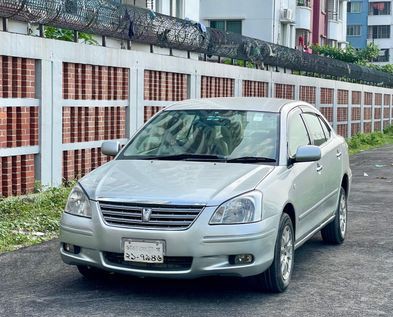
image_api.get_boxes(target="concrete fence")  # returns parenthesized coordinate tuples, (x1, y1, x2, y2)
(0, 31, 393, 197)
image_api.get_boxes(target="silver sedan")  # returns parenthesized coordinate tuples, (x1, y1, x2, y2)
(60, 97, 351, 292)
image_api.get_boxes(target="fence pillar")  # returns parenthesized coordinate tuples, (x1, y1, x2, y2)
(360, 87, 365, 133)
(52, 60, 63, 186)
(348, 90, 352, 138)
(371, 92, 375, 132)
(127, 67, 138, 137)
(333, 88, 338, 131)
(36, 59, 52, 187)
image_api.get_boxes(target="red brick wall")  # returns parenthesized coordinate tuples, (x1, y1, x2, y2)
(243, 80, 268, 97)
(0, 56, 37, 197)
(351, 123, 361, 136)
(144, 106, 164, 122)
(364, 92, 373, 105)
(352, 91, 361, 105)
(1, 155, 35, 197)
(336, 124, 348, 138)
(144, 70, 188, 101)
(299, 86, 316, 104)
(62, 106, 126, 143)
(337, 108, 348, 122)
(62, 62, 128, 181)
(63, 148, 112, 181)
(201, 76, 234, 98)
(275, 84, 295, 99)
(320, 88, 333, 104)
(352, 107, 361, 121)
(364, 107, 372, 120)
(337, 90, 349, 104)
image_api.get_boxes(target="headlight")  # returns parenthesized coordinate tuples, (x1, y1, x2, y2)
(64, 185, 92, 218)
(209, 191, 262, 225)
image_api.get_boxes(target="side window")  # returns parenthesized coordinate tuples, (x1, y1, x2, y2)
(318, 116, 331, 140)
(302, 113, 327, 146)
(288, 112, 310, 157)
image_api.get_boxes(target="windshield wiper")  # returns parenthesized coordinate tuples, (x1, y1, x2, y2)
(136, 153, 226, 162)
(226, 156, 276, 163)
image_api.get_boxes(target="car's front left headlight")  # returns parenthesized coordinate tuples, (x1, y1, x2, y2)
(64, 184, 92, 218)
(209, 191, 262, 225)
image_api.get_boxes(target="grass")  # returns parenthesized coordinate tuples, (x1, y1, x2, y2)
(347, 125, 393, 155)
(1, 125, 393, 254)
(0, 185, 72, 253)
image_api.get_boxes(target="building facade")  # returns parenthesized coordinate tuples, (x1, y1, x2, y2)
(367, 0, 393, 64)
(346, 0, 368, 49)
(200, 0, 297, 48)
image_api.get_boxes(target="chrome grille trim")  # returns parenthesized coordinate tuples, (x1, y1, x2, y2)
(99, 201, 204, 230)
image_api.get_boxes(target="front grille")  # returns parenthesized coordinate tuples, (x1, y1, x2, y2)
(99, 201, 204, 230)
(104, 252, 193, 271)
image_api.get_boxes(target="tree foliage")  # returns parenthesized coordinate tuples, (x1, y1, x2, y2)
(44, 26, 98, 45)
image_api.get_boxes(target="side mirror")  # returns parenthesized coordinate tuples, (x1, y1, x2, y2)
(294, 145, 321, 163)
(101, 141, 120, 156)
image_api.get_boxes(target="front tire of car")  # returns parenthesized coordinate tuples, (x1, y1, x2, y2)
(321, 186, 347, 245)
(254, 213, 294, 293)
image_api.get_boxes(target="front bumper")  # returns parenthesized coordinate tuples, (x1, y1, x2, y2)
(60, 202, 279, 278)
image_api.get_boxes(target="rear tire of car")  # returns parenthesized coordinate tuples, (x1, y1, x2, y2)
(321, 187, 347, 245)
(254, 213, 294, 293)
(77, 265, 110, 280)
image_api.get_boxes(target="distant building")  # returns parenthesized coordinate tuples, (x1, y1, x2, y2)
(367, 0, 392, 64)
(199, 0, 297, 48)
(346, 0, 368, 49)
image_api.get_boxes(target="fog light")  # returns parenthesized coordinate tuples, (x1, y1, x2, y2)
(63, 243, 81, 254)
(229, 254, 254, 265)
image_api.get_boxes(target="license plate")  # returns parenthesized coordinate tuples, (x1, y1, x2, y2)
(123, 240, 165, 263)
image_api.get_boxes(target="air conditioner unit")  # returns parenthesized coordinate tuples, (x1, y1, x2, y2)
(281, 9, 293, 22)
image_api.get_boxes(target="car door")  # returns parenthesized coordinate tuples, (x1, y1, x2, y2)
(301, 112, 342, 225)
(287, 108, 325, 240)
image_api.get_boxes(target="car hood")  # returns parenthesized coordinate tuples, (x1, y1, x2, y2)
(80, 160, 274, 206)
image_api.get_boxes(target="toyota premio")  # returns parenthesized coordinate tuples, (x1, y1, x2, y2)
(60, 97, 351, 292)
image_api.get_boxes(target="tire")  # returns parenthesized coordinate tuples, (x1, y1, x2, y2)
(254, 213, 295, 293)
(321, 186, 347, 245)
(77, 265, 110, 280)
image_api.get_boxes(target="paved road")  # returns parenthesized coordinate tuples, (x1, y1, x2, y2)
(1, 146, 393, 317)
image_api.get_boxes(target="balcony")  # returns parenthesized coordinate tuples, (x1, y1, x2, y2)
(296, 5, 312, 31)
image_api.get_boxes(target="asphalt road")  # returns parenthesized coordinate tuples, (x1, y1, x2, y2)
(1, 146, 393, 317)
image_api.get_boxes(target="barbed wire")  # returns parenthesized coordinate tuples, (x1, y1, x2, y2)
(0, 0, 392, 87)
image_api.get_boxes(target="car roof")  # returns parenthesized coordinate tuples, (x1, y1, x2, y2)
(166, 97, 297, 113)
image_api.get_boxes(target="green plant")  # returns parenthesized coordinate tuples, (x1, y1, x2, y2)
(43, 26, 98, 45)
(0, 185, 73, 253)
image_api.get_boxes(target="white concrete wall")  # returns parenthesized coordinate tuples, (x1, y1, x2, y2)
(1, 30, 392, 186)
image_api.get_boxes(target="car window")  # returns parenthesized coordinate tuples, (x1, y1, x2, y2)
(119, 109, 279, 161)
(318, 116, 331, 140)
(288, 112, 310, 157)
(302, 113, 327, 146)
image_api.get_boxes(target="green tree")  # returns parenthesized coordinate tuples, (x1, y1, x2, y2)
(43, 26, 98, 45)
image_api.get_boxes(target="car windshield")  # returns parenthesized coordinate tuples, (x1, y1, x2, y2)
(119, 109, 279, 163)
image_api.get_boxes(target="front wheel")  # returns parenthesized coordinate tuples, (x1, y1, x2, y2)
(254, 213, 294, 293)
(321, 186, 347, 244)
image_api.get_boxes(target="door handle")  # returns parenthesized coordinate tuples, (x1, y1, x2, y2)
(316, 163, 323, 173)
(336, 151, 342, 158)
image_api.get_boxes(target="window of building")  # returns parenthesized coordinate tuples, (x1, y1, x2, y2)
(347, 25, 361, 37)
(347, 1, 362, 13)
(375, 49, 390, 62)
(210, 20, 242, 34)
(368, 2, 391, 15)
(297, 0, 311, 7)
(368, 25, 391, 39)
